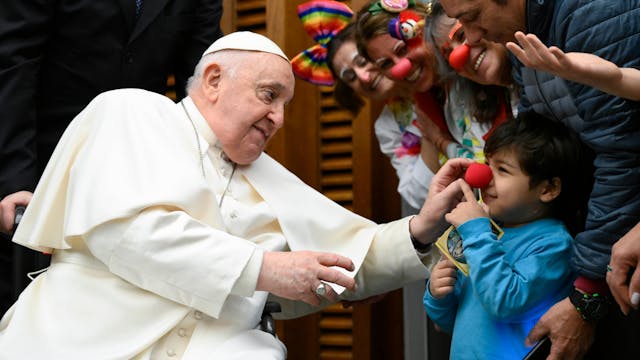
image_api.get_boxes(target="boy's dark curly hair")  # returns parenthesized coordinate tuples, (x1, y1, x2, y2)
(485, 112, 594, 235)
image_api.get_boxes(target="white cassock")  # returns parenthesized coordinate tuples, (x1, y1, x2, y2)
(0, 89, 437, 359)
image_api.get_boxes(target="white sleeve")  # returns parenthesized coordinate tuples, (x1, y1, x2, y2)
(84, 206, 263, 318)
(272, 217, 437, 320)
(374, 106, 433, 210)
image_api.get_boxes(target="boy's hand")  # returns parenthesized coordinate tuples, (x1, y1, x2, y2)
(429, 257, 458, 299)
(444, 180, 488, 227)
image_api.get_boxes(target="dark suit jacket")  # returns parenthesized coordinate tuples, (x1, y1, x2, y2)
(0, 0, 223, 197)
(0, 0, 223, 314)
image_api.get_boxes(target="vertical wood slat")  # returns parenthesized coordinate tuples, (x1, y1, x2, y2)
(221, 1, 404, 360)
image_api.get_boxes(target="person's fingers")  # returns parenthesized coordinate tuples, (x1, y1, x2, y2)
(607, 257, 633, 314)
(316, 282, 339, 303)
(519, 35, 552, 69)
(548, 46, 568, 63)
(628, 268, 640, 310)
(434, 264, 457, 279)
(429, 160, 474, 197)
(505, 41, 526, 62)
(304, 287, 322, 306)
(458, 180, 476, 202)
(444, 211, 453, 225)
(479, 201, 490, 213)
(525, 321, 549, 347)
(0, 207, 13, 234)
(433, 258, 447, 271)
(443, 158, 476, 178)
(317, 252, 355, 272)
(433, 181, 462, 213)
(512, 31, 528, 48)
(3, 191, 33, 206)
(316, 263, 356, 292)
(0, 191, 33, 234)
(514, 33, 540, 64)
(320, 271, 356, 292)
(607, 270, 631, 314)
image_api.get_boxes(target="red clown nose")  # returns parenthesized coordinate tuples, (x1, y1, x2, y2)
(448, 43, 470, 71)
(464, 162, 492, 188)
(390, 58, 412, 80)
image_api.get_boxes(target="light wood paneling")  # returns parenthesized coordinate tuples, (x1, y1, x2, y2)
(221, 1, 405, 359)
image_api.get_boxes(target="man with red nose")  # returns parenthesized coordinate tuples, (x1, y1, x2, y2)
(439, 0, 640, 358)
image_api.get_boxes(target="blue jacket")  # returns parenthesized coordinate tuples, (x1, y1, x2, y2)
(424, 218, 574, 359)
(515, 0, 640, 279)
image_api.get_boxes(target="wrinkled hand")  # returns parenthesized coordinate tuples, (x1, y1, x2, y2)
(525, 297, 595, 360)
(411, 158, 475, 245)
(257, 251, 356, 306)
(0, 191, 33, 234)
(607, 222, 640, 314)
(427, 158, 474, 201)
(429, 257, 457, 299)
(444, 180, 488, 227)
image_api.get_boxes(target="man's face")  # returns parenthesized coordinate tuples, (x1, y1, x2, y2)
(439, 0, 526, 45)
(213, 53, 295, 165)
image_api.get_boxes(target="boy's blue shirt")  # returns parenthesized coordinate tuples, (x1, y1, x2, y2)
(424, 217, 575, 359)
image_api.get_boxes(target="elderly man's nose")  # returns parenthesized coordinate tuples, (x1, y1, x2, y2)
(271, 107, 286, 129)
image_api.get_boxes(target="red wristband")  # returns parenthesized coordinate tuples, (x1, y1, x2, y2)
(573, 275, 610, 296)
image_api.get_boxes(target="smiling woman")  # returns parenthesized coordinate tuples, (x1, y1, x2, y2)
(291, 0, 439, 215)
(354, 0, 517, 165)
(356, 0, 439, 93)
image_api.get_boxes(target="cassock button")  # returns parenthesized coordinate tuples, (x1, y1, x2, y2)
(166, 349, 176, 357)
(230, 211, 237, 219)
(177, 328, 187, 337)
(194, 310, 203, 320)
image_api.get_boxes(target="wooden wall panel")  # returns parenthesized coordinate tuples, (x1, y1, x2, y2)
(221, 1, 405, 359)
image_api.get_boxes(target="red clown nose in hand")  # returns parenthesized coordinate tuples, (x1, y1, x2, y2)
(464, 162, 492, 200)
(464, 162, 492, 189)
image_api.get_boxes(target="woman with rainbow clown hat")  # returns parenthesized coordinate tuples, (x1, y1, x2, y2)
(292, 0, 439, 216)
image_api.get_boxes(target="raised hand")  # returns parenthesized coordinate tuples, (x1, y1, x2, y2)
(410, 158, 475, 246)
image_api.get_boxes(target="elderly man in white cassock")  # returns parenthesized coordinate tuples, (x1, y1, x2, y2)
(0, 31, 473, 358)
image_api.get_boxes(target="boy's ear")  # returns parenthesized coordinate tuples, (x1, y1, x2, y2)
(539, 177, 561, 203)
(201, 63, 222, 102)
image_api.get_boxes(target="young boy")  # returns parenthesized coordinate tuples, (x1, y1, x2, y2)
(423, 112, 588, 359)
